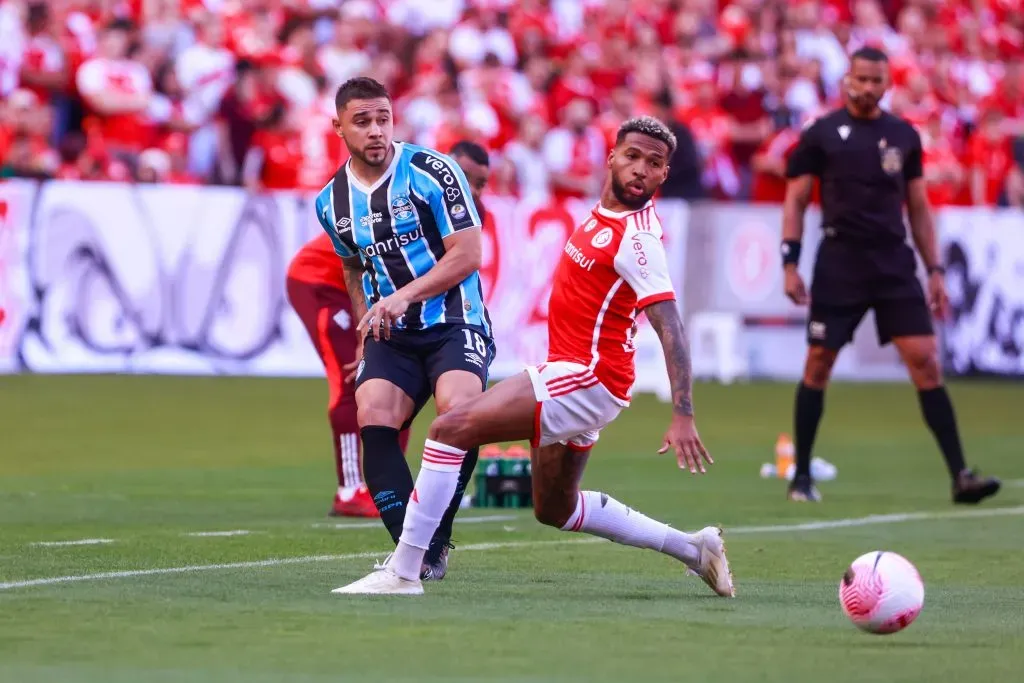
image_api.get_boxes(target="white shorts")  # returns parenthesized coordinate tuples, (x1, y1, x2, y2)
(526, 361, 627, 451)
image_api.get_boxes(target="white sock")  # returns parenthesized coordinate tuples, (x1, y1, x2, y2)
(562, 491, 700, 568)
(389, 439, 466, 580)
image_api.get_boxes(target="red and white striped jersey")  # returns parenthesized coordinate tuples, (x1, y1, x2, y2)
(546, 201, 676, 404)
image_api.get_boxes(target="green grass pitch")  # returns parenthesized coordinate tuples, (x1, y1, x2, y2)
(1, 375, 1022, 683)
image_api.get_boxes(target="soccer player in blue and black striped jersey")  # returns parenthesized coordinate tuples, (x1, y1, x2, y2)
(314, 77, 494, 580)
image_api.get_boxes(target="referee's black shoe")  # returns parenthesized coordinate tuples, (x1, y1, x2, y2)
(787, 474, 822, 503)
(952, 470, 1001, 505)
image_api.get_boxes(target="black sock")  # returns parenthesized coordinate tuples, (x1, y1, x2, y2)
(360, 426, 414, 544)
(917, 387, 966, 480)
(794, 383, 825, 478)
(432, 447, 480, 550)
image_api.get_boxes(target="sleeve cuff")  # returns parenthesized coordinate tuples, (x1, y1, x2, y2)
(637, 291, 676, 309)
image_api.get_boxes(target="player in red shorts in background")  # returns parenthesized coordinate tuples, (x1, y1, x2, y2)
(286, 233, 410, 517)
(334, 117, 733, 597)
(286, 139, 494, 520)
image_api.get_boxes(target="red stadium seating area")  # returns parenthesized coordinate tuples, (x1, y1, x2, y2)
(1, 0, 1022, 206)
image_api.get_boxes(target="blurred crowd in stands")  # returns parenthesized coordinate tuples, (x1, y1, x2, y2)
(0, 0, 1022, 206)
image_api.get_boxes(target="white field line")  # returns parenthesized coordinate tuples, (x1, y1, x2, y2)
(1006, 479, 1024, 488)
(728, 504, 1024, 534)
(29, 539, 115, 548)
(0, 540, 596, 591)
(312, 514, 520, 530)
(4, 505, 1023, 592)
(27, 514, 517, 548)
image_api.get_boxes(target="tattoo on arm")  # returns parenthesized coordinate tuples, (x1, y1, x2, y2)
(644, 301, 694, 417)
(342, 256, 368, 321)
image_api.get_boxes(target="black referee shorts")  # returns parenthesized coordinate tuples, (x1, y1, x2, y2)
(354, 323, 494, 428)
(808, 238, 934, 350)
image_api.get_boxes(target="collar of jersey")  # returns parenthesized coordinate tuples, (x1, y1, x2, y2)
(346, 142, 405, 194)
(595, 199, 652, 219)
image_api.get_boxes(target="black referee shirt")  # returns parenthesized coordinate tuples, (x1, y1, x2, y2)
(786, 108, 924, 246)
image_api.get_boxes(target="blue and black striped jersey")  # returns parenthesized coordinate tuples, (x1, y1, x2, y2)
(314, 141, 491, 334)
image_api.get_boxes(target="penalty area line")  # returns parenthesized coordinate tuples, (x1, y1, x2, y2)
(4, 505, 1023, 591)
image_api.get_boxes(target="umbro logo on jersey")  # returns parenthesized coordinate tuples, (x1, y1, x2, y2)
(335, 216, 351, 229)
(359, 212, 383, 228)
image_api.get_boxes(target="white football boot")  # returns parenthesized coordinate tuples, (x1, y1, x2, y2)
(331, 555, 424, 595)
(331, 567, 424, 595)
(687, 526, 735, 598)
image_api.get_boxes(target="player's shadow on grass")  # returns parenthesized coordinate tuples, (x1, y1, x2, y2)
(611, 591, 735, 604)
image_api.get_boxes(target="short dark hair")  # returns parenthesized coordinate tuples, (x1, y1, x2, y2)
(450, 140, 490, 167)
(335, 77, 391, 112)
(851, 46, 889, 64)
(616, 116, 677, 155)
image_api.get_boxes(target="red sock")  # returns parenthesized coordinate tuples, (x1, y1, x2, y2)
(329, 395, 361, 488)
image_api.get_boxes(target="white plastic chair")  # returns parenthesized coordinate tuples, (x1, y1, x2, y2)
(688, 311, 750, 384)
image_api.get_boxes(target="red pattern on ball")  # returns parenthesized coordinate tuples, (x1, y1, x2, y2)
(839, 567, 884, 620)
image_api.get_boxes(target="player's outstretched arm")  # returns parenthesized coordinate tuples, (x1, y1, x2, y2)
(644, 301, 712, 474)
(645, 300, 694, 417)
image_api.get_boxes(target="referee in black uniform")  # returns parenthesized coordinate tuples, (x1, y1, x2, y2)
(780, 47, 1000, 505)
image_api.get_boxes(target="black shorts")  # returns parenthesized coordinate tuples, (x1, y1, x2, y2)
(354, 323, 494, 426)
(808, 238, 934, 350)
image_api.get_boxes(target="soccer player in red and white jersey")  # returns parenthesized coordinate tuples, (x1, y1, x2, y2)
(334, 117, 734, 597)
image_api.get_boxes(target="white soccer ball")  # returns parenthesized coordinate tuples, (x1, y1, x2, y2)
(839, 551, 924, 634)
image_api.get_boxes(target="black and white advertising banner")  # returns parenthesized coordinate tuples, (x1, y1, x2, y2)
(0, 181, 687, 395)
(940, 207, 1024, 378)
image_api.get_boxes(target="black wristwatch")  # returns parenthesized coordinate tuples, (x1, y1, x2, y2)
(927, 265, 945, 276)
